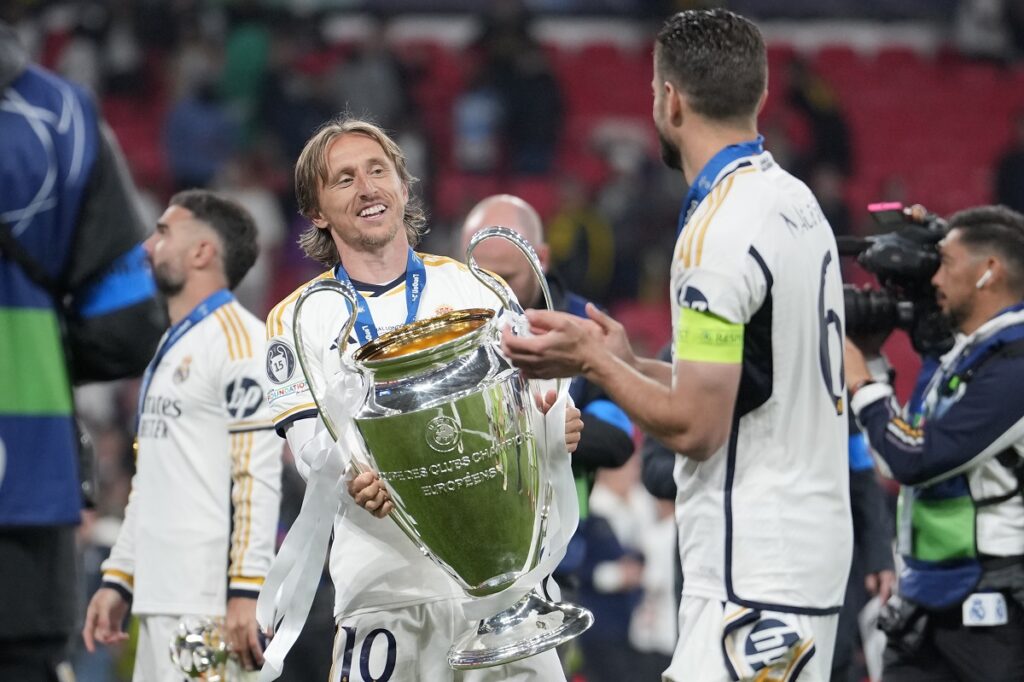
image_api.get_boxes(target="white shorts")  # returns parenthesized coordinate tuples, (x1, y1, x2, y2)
(329, 599, 567, 682)
(662, 596, 838, 682)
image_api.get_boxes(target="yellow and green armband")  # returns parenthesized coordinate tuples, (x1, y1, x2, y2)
(674, 307, 744, 364)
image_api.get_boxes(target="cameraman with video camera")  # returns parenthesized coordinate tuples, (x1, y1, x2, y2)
(845, 204, 1024, 681)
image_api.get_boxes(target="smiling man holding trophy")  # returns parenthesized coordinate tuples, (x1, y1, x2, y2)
(257, 117, 590, 681)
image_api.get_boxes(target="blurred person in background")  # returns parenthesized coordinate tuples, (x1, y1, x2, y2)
(82, 190, 282, 681)
(576, 457, 656, 682)
(994, 110, 1024, 214)
(259, 117, 580, 681)
(503, 9, 853, 680)
(214, 152, 289, 317)
(845, 205, 1024, 682)
(0, 21, 164, 681)
(459, 194, 634, 492)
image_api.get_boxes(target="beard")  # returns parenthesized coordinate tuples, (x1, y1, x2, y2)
(151, 262, 185, 296)
(658, 131, 682, 171)
(354, 219, 397, 248)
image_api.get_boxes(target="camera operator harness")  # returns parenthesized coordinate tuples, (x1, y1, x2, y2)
(855, 304, 1024, 620)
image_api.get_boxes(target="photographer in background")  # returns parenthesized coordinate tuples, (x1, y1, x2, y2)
(845, 205, 1024, 681)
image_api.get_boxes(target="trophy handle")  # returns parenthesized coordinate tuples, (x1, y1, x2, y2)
(466, 226, 565, 399)
(291, 277, 434, 555)
(292, 278, 360, 443)
(466, 226, 554, 314)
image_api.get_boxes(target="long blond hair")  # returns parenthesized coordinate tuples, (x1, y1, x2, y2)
(294, 117, 427, 267)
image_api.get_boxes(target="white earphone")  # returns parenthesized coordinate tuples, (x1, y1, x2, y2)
(975, 269, 993, 289)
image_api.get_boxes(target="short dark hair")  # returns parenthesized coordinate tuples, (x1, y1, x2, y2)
(947, 204, 1024, 293)
(169, 189, 259, 289)
(655, 9, 767, 124)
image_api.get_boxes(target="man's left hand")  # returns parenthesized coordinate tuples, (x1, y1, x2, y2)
(865, 569, 896, 605)
(348, 471, 394, 518)
(226, 596, 264, 671)
(565, 402, 583, 454)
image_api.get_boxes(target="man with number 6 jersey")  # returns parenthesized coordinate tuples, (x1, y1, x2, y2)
(82, 190, 282, 681)
(502, 10, 852, 681)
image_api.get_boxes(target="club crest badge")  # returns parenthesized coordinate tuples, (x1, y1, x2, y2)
(173, 357, 192, 384)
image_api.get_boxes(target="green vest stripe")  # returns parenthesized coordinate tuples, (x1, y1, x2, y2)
(0, 307, 72, 414)
(909, 494, 976, 562)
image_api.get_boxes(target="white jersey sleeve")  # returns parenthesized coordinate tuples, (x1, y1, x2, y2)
(100, 466, 141, 600)
(220, 309, 282, 598)
(265, 272, 334, 435)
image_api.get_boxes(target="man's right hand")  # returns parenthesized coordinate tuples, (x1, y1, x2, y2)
(348, 471, 394, 518)
(82, 587, 130, 652)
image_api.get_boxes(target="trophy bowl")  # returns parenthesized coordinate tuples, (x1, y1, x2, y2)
(292, 227, 593, 669)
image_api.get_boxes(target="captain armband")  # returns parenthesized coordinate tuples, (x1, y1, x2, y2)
(674, 307, 744, 364)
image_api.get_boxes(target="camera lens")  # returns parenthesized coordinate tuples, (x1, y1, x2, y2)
(843, 286, 900, 338)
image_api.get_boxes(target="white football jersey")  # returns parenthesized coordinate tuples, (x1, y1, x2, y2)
(265, 254, 513, 617)
(102, 297, 282, 616)
(669, 151, 853, 613)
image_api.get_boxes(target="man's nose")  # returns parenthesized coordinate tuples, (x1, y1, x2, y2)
(355, 172, 377, 196)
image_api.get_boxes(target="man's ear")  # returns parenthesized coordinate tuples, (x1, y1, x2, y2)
(536, 243, 551, 273)
(192, 238, 219, 270)
(665, 81, 685, 128)
(310, 212, 329, 230)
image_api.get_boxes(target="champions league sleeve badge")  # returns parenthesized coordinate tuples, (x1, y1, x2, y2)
(266, 341, 296, 385)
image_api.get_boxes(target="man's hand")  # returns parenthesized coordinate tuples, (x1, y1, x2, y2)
(582, 303, 636, 367)
(865, 569, 896, 605)
(82, 587, 130, 652)
(502, 308, 608, 380)
(565, 402, 583, 454)
(226, 596, 264, 671)
(844, 337, 873, 391)
(348, 471, 393, 518)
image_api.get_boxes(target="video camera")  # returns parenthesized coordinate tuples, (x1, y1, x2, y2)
(839, 203, 954, 356)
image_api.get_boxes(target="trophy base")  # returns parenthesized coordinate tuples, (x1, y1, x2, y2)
(447, 590, 594, 670)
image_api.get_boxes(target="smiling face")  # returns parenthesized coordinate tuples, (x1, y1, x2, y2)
(311, 133, 410, 254)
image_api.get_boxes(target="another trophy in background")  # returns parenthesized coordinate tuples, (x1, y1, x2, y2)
(170, 617, 259, 681)
(292, 227, 593, 669)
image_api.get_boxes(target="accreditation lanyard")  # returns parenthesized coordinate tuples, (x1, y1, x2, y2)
(136, 288, 234, 429)
(676, 136, 764, 238)
(334, 248, 426, 345)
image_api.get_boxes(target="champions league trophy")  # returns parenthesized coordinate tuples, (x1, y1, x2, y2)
(292, 227, 593, 669)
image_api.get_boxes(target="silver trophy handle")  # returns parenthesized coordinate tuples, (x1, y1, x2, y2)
(292, 278, 359, 442)
(291, 277, 429, 548)
(466, 226, 555, 314)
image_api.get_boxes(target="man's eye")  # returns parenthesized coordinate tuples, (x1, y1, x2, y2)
(338, 177, 353, 186)
(371, 167, 385, 176)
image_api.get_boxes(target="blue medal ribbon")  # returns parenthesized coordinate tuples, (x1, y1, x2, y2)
(334, 248, 426, 345)
(136, 288, 234, 429)
(676, 136, 764, 238)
